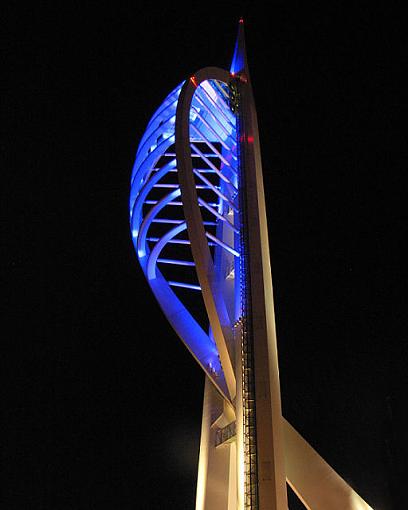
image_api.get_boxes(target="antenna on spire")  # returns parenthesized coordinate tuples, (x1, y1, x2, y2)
(230, 17, 250, 79)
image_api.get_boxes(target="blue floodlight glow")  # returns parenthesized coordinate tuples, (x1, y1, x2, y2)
(129, 76, 242, 399)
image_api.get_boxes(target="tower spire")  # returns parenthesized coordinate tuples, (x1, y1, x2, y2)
(230, 17, 250, 79)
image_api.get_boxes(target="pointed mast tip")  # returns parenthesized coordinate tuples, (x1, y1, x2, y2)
(230, 15, 248, 76)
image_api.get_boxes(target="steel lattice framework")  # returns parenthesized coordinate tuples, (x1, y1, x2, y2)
(129, 20, 374, 510)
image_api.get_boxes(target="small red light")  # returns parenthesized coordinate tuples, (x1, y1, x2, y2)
(239, 73, 248, 83)
(247, 135, 254, 143)
(239, 17, 244, 24)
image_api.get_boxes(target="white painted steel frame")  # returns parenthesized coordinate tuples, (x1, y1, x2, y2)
(129, 24, 375, 510)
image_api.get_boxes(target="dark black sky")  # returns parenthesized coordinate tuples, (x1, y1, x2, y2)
(4, 2, 406, 509)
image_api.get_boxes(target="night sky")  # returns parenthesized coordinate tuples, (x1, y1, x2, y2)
(4, 3, 406, 509)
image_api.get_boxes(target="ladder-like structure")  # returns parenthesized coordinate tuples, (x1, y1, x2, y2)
(129, 20, 374, 510)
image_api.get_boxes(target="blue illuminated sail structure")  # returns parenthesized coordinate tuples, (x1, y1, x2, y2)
(129, 20, 374, 510)
(129, 75, 239, 401)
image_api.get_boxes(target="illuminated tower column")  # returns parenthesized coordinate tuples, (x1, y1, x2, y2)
(129, 19, 375, 510)
(233, 22, 288, 510)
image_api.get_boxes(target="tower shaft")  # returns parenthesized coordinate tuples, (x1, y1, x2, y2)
(238, 74, 287, 510)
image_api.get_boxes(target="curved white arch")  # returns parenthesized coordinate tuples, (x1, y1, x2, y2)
(176, 67, 238, 400)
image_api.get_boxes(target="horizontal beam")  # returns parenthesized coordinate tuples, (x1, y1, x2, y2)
(147, 237, 216, 246)
(144, 200, 218, 207)
(198, 198, 238, 233)
(153, 167, 219, 174)
(168, 281, 201, 291)
(153, 183, 214, 189)
(163, 152, 220, 158)
(157, 258, 195, 266)
(205, 232, 240, 257)
(152, 218, 216, 226)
